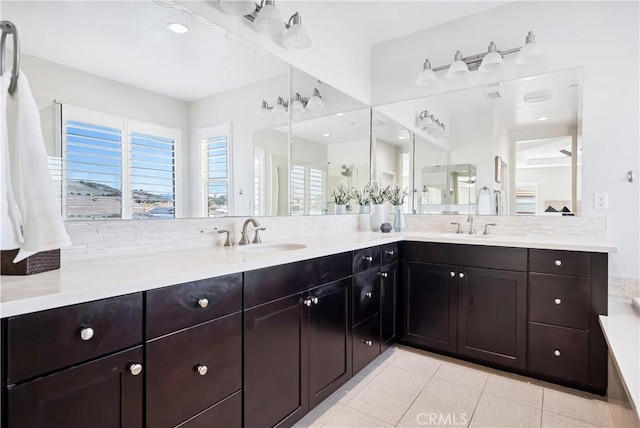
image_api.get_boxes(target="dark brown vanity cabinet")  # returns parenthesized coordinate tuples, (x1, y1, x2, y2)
(244, 253, 352, 428)
(145, 274, 243, 428)
(402, 242, 528, 369)
(2, 294, 144, 428)
(380, 244, 399, 351)
(352, 247, 381, 374)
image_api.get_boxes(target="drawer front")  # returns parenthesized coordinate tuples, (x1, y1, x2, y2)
(353, 246, 381, 274)
(245, 252, 351, 308)
(353, 315, 380, 374)
(529, 249, 589, 277)
(353, 269, 380, 326)
(456, 245, 527, 271)
(146, 273, 242, 339)
(528, 322, 589, 385)
(7, 293, 143, 384)
(381, 243, 399, 265)
(176, 391, 241, 428)
(529, 273, 589, 330)
(402, 242, 457, 265)
(146, 313, 242, 428)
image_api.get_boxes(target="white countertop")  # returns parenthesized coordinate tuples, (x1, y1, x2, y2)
(599, 297, 640, 421)
(0, 231, 616, 318)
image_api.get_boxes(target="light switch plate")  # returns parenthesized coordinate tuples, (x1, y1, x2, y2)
(594, 193, 608, 210)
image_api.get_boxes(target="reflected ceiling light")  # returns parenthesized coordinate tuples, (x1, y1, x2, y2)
(515, 31, 543, 65)
(257, 100, 273, 119)
(218, 0, 256, 16)
(415, 31, 543, 86)
(335, 112, 344, 117)
(322, 133, 331, 137)
(536, 116, 549, 121)
(253, 0, 284, 34)
(272, 96, 288, 116)
(291, 93, 306, 112)
(306, 88, 324, 109)
(478, 41, 504, 73)
(167, 22, 189, 34)
(283, 12, 311, 49)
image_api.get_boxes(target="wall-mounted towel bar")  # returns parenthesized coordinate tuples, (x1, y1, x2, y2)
(1, 20, 20, 95)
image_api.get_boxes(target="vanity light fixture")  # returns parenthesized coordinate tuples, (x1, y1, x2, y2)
(415, 31, 543, 86)
(283, 13, 311, 49)
(306, 88, 324, 109)
(218, 0, 256, 16)
(291, 93, 306, 112)
(253, 0, 284, 34)
(272, 96, 288, 116)
(166, 22, 190, 34)
(418, 110, 446, 138)
(257, 100, 273, 119)
(258, 88, 322, 119)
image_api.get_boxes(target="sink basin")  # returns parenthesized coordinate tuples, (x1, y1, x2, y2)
(235, 243, 307, 253)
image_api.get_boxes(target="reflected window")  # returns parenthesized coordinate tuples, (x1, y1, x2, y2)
(62, 105, 178, 220)
(515, 184, 537, 215)
(290, 165, 326, 215)
(254, 148, 265, 216)
(200, 123, 232, 217)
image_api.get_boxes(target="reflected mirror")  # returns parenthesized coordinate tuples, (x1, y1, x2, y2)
(374, 67, 582, 215)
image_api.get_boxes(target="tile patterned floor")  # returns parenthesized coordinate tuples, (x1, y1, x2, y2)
(294, 346, 639, 428)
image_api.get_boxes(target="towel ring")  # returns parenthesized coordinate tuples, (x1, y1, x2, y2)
(0, 20, 20, 95)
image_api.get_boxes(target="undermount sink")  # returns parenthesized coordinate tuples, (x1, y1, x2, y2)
(235, 243, 307, 253)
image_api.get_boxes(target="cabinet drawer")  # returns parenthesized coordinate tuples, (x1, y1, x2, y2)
(529, 249, 589, 277)
(176, 391, 241, 428)
(381, 243, 398, 265)
(6, 293, 142, 384)
(529, 274, 589, 330)
(146, 313, 242, 428)
(353, 246, 381, 274)
(353, 269, 380, 326)
(528, 322, 589, 385)
(146, 273, 242, 339)
(353, 315, 380, 374)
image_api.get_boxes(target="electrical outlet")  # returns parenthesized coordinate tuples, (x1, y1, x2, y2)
(594, 193, 608, 210)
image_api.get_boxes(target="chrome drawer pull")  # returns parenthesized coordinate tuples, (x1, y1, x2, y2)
(364, 340, 373, 346)
(129, 363, 143, 376)
(303, 298, 312, 307)
(196, 365, 208, 376)
(386, 250, 395, 256)
(554, 349, 561, 357)
(554, 260, 562, 266)
(459, 272, 465, 279)
(381, 272, 388, 278)
(364, 256, 373, 262)
(198, 298, 209, 308)
(365, 292, 373, 298)
(312, 297, 319, 305)
(554, 298, 562, 305)
(80, 327, 94, 341)
(450, 272, 455, 277)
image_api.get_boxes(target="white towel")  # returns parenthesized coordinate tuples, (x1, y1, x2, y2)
(477, 193, 491, 215)
(2, 71, 71, 262)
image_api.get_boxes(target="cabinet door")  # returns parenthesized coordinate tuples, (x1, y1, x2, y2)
(244, 293, 308, 428)
(353, 269, 380, 326)
(7, 347, 143, 428)
(308, 278, 352, 408)
(457, 267, 527, 368)
(381, 262, 398, 350)
(403, 262, 457, 353)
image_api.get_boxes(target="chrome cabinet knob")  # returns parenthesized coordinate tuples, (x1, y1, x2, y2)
(129, 363, 143, 376)
(364, 256, 373, 262)
(459, 272, 465, 279)
(450, 272, 455, 277)
(554, 260, 562, 266)
(80, 327, 94, 341)
(312, 297, 319, 305)
(365, 292, 373, 298)
(554, 298, 562, 305)
(386, 250, 395, 256)
(196, 365, 208, 376)
(198, 298, 209, 308)
(303, 299, 312, 307)
(554, 349, 561, 357)
(381, 272, 388, 278)
(364, 340, 373, 346)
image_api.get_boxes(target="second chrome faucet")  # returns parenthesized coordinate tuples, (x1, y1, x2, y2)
(239, 218, 264, 245)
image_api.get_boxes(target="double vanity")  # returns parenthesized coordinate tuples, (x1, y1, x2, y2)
(0, 231, 615, 428)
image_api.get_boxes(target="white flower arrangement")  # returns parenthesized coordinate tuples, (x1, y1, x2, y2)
(365, 181, 388, 205)
(384, 184, 410, 205)
(331, 183, 353, 205)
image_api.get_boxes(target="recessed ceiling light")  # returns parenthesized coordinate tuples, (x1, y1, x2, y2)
(335, 113, 344, 117)
(167, 22, 190, 34)
(536, 116, 549, 121)
(398, 136, 408, 140)
(322, 133, 331, 137)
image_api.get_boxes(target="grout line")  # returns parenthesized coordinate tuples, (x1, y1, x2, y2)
(466, 369, 490, 427)
(540, 388, 545, 427)
(394, 371, 438, 427)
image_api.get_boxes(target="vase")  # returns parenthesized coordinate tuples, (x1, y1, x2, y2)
(358, 205, 370, 214)
(393, 205, 406, 232)
(370, 204, 386, 231)
(335, 204, 347, 215)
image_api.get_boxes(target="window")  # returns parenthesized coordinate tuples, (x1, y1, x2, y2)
(62, 105, 179, 220)
(254, 148, 265, 216)
(290, 165, 326, 215)
(199, 123, 232, 217)
(515, 184, 537, 215)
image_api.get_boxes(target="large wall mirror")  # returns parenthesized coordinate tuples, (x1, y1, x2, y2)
(5, 1, 371, 220)
(374, 67, 583, 216)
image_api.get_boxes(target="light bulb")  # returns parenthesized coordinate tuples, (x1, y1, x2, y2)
(219, 0, 256, 16)
(446, 50, 469, 80)
(515, 31, 543, 65)
(254, 0, 284, 35)
(306, 88, 324, 109)
(257, 101, 272, 119)
(415, 59, 437, 87)
(478, 41, 504, 73)
(283, 13, 311, 49)
(291, 93, 305, 112)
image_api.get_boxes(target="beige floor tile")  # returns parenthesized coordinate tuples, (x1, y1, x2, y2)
(293, 401, 345, 428)
(469, 394, 542, 428)
(327, 362, 387, 405)
(483, 373, 544, 409)
(346, 365, 430, 425)
(541, 411, 597, 428)
(321, 406, 393, 428)
(543, 388, 613, 427)
(397, 378, 481, 427)
(607, 401, 640, 428)
(390, 349, 443, 377)
(433, 361, 489, 391)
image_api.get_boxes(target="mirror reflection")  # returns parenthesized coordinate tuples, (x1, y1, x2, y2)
(374, 67, 582, 216)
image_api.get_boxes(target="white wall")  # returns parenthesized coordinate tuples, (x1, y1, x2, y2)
(371, 1, 640, 278)
(517, 167, 572, 215)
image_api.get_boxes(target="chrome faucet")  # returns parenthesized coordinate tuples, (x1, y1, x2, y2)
(467, 213, 476, 234)
(239, 218, 260, 245)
